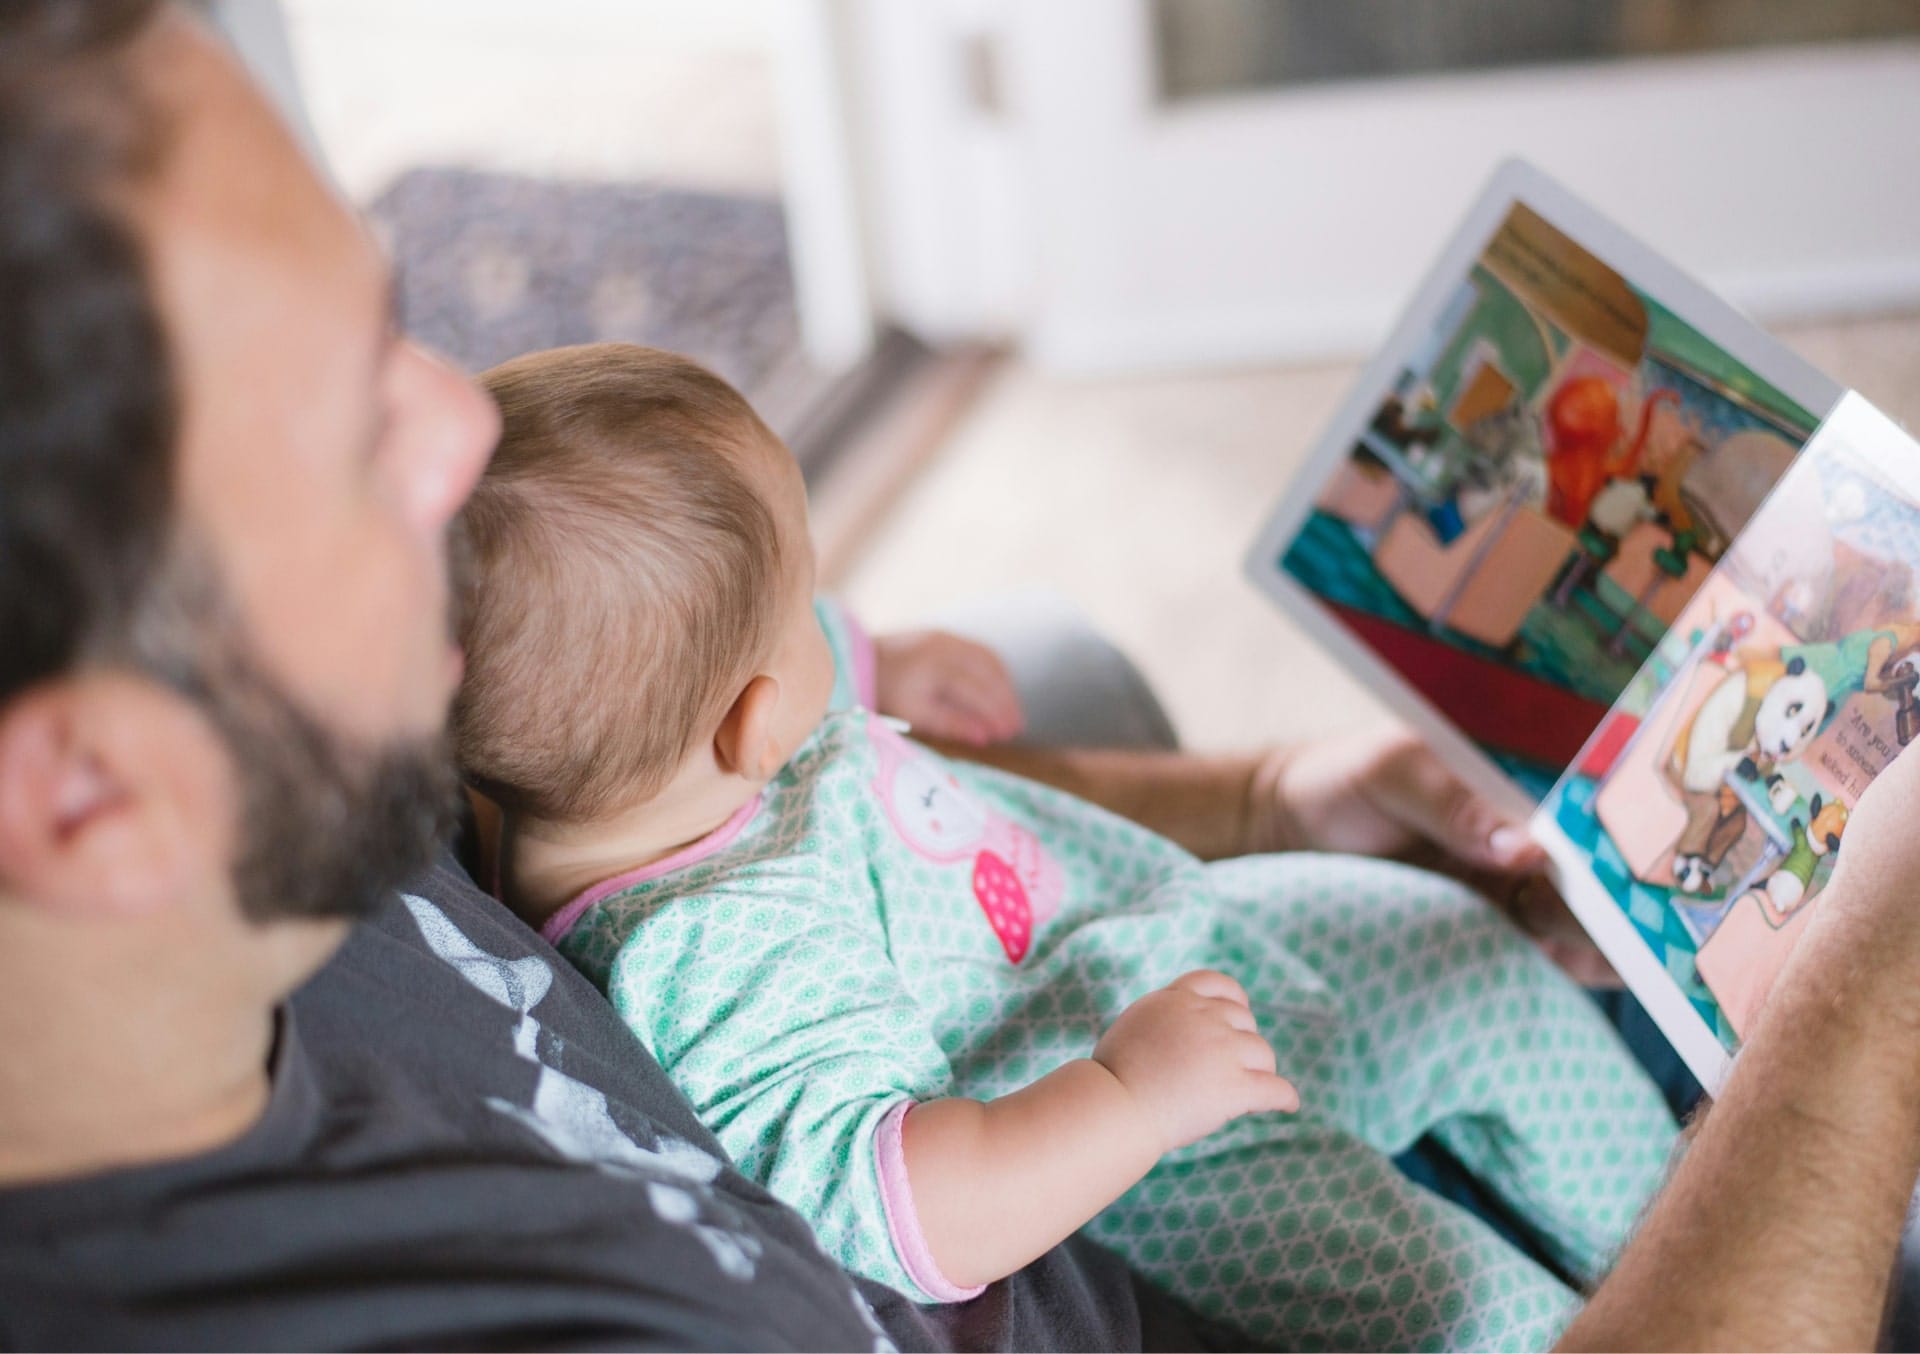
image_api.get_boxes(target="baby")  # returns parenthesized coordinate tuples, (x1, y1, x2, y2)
(454, 343, 1676, 1351)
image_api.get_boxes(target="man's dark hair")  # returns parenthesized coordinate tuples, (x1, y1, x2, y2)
(0, 0, 171, 702)
(0, 1, 461, 923)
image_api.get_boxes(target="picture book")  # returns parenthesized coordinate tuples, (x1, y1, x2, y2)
(1245, 161, 1919, 1090)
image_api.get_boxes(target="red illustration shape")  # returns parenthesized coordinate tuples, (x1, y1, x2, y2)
(971, 850, 1032, 964)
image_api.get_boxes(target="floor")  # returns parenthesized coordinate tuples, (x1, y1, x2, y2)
(835, 313, 1920, 753)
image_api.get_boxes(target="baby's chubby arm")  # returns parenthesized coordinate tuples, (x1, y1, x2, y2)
(903, 969, 1298, 1290)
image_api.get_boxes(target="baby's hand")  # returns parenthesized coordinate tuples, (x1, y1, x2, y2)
(872, 630, 1024, 747)
(1092, 970, 1299, 1153)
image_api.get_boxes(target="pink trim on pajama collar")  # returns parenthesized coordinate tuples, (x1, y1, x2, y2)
(874, 1099, 985, 1304)
(540, 793, 765, 944)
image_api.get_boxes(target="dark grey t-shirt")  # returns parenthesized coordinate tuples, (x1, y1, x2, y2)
(0, 854, 1240, 1351)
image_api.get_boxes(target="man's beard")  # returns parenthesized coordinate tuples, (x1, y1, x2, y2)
(126, 549, 460, 924)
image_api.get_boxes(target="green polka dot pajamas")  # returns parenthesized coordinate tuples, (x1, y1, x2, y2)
(546, 611, 1676, 1350)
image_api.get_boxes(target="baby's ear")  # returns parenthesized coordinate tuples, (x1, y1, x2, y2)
(713, 675, 785, 781)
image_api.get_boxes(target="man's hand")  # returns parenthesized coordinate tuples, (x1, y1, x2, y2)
(1563, 738, 1920, 1351)
(872, 630, 1024, 747)
(1091, 970, 1300, 1152)
(1248, 726, 1618, 986)
(1247, 725, 1531, 864)
(1817, 736, 1920, 942)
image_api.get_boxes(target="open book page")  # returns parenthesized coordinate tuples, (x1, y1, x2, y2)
(1246, 162, 1835, 820)
(1536, 394, 1920, 1090)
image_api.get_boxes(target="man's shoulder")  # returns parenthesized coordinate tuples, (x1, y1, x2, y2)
(360, 849, 546, 963)
(306, 850, 731, 1150)
(0, 852, 890, 1351)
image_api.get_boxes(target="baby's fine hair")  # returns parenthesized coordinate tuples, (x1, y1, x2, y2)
(454, 342, 784, 823)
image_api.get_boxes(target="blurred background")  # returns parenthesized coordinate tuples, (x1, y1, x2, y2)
(213, 0, 1920, 751)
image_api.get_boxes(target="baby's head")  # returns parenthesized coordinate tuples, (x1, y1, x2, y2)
(454, 343, 834, 830)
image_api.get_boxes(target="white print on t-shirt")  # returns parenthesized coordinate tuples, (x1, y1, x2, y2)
(400, 893, 763, 1282)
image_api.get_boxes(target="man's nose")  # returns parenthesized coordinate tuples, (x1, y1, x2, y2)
(398, 343, 500, 534)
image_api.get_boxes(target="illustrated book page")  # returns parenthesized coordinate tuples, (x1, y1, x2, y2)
(1245, 160, 1839, 821)
(1536, 393, 1920, 1090)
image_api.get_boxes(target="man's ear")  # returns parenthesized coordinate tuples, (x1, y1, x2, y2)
(713, 675, 784, 782)
(0, 675, 226, 920)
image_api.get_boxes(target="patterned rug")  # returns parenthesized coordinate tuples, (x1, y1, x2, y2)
(369, 166, 830, 445)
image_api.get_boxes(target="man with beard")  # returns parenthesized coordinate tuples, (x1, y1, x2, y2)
(2, 3, 1919, 1349)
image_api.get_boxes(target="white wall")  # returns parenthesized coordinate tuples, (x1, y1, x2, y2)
(845, 0, 1920, 372)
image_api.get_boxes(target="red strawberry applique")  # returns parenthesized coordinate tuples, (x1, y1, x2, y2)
(971, 850, 1033, 964)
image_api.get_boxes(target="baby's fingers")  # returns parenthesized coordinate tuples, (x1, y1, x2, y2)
(932, 685, 1013, 747)
(1232, 1027, 1279, 1076)
(941, 658, 1024, 741)
(961, 649, 1026, 736)
(1245, 1072, 1302, 1116)
(1170, 969, 1251, 1007)
(913, 696, 993, 747)
(1210, 998, 1259, 1036)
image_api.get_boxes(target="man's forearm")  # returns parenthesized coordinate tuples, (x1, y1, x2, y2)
(1562, 900, 1920, 1350)
(922, 740, 1265, 861)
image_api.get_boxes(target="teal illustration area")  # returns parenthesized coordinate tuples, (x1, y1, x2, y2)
(1282, 509, 1651, 708)
(1548, 776, 1738, 1052)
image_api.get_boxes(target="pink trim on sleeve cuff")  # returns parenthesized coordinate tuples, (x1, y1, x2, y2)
(540, 793, 764, 945)
(873, 1099, 986, 1304)
(842, 608, 878, 710)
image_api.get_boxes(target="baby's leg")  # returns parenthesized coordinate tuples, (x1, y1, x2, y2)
(1206, 853, 1677, 1285)
(1088, 1121, 1580, 1351)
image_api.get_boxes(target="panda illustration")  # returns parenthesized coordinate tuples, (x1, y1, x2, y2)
(1664, 652, 1829, 895)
